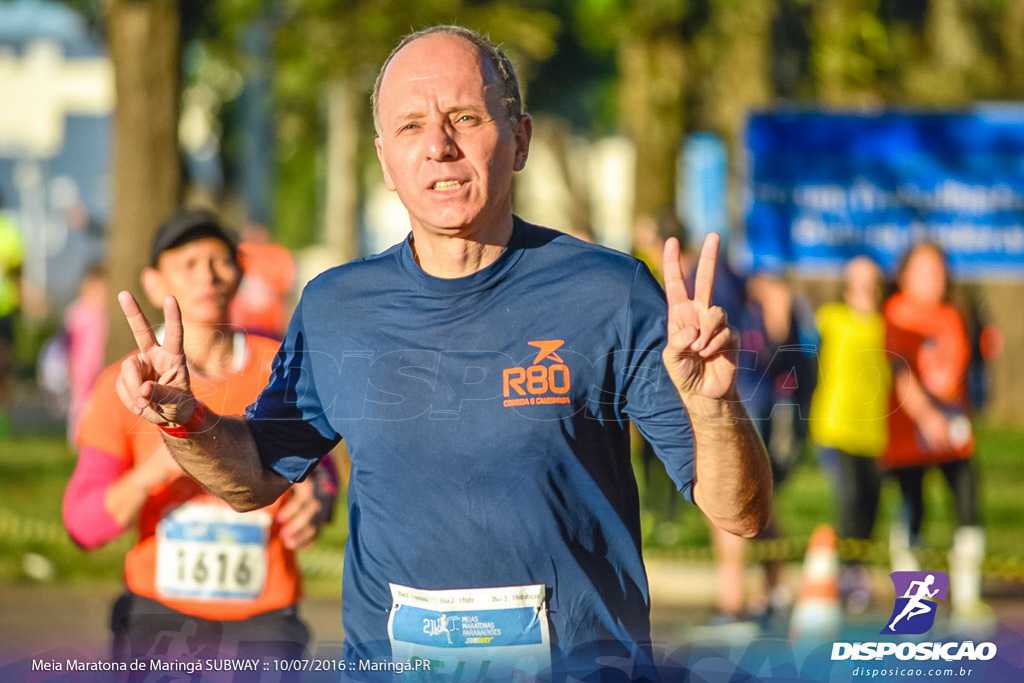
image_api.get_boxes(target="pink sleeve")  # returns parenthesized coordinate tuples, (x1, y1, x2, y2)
(315, 453, 340, 497)
(62, 445, 129, 549)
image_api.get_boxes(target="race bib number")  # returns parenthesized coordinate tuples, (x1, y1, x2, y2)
(387, 583, 551, 679)
(155, 502, 271, 601)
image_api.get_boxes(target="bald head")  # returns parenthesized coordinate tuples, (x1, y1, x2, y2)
(372, 25, 524, 135)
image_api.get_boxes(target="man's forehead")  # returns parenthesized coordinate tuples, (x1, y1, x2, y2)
(380, 33, 492, 99)
(391, 32, 482, 65)
(157, 236, 233, 263)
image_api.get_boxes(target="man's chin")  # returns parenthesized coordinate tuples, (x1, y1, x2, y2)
(409, 209, 511, 240)
(180, 311, 232, 329)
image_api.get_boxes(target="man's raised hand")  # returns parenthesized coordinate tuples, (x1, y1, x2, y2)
(115, 291, 196, 426)
(661, 233, 739, 400)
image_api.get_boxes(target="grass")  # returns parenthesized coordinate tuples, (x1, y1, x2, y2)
(636, 421, 1024, 575)
(0, 436, 349, 589)
(2, 423, 1023, 588)
(0, 436, 130, 583)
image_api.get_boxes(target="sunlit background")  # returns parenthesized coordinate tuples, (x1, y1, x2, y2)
(2, 0, 1023, 676)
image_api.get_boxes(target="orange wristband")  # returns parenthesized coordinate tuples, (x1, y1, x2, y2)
(158, 401, 207, 438)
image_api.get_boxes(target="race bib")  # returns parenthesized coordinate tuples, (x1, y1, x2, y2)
(155, 502, 271, 601)
(387, 583, 551, 679)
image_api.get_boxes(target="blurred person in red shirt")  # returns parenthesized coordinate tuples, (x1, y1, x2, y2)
(229, 222, 296, 340)
(883, 241, 988, 628)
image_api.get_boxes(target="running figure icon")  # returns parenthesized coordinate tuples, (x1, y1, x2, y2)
(424, 613, 456, 645)
(889, 574, 940, 631)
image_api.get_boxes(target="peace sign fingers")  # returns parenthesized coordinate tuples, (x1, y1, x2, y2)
(663, 233, 722, 337)
(118, 291, 187, 357)
(661, 232, 737, 400)
(159, 295, 185, 358)
(692, 232, 720, 311)
(118, 290, 159, 354)
(663, 236, 697, 335)
(115, 290, 192, 424)
(689, 233, 727, 356)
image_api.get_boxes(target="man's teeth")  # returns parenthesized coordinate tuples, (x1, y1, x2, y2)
(433, 180, 462, 190)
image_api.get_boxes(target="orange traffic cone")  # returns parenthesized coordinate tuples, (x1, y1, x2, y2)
(789, 524, 842, 641)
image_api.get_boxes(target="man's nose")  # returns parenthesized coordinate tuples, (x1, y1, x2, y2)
(200, 260, 219, 284)
(425, 122, 458, 160)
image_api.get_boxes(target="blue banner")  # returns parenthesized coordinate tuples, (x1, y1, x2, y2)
(743, 109, 1024, 277)
(681, 132, 729, 247)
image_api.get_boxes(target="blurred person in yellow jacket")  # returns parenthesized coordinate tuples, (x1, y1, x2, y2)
(810, 256, 890, 612)
(0, 194, 24, 437)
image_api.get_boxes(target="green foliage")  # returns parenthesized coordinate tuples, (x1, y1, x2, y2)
(636, 421, 1024, 566)
(94, 0, 1024, 251)
(0, 437, 128, 583)
(203, 0, 559, 250)
(574, 0, 692, 50)
(3, 423, 1023, 587)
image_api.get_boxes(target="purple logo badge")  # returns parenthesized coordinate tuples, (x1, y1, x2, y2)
(882, 571, 949, 635)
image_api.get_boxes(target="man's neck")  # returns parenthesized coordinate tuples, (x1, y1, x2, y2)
(410, 216, 514, 279)
(182, 323, 237, 376)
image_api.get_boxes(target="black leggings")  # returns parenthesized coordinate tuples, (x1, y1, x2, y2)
(111, 591, 311, 668)
(889, 458, 982, 540)
(834, 450, 883, 543)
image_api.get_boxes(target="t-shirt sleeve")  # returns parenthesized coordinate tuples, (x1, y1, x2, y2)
(69, 363, 137, 548)
(620, 263, 696, 500)
(884, 305, 918, 379)
(77, 363, 135, 459)
(936, 308, 971, 401)
(63, 445, 130, 549)
(246, 294, 341, 483)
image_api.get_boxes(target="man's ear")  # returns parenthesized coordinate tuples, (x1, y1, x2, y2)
(375, 137, 397, 191)
(512, 114, 532, 172)
(140, 267, 165, 308)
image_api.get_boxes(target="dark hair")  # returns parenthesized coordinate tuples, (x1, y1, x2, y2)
(895, 241, 951, 302)
(150, 208, 239, 268)
(371, 25, 524, 135)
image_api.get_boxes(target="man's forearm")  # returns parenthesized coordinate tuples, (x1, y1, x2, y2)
(683, 389, 773, 538)
(162, 410, 291, 511)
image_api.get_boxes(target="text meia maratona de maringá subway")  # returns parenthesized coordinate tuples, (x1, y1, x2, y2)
(30, 658, 249, 674)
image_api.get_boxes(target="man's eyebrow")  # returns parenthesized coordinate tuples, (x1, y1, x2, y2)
(384, 101, 494, 130)
(383, 110, 425, 131)
(392, 109, 426, 123)
(450, 103, 490, 114)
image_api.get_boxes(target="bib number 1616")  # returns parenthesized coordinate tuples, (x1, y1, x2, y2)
(156, 503, 270, 601)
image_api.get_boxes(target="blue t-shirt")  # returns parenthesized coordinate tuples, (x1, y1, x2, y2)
(247, 219, 695, 663)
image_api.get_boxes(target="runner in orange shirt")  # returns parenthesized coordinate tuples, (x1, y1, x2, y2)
(883, 242, 987, 626)
(63, 209, 338, 665)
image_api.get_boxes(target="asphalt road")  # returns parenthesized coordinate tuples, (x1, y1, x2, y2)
(3, 564, 1023, 670)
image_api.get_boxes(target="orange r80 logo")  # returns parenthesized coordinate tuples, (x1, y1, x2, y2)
(503, 340, 572, 400)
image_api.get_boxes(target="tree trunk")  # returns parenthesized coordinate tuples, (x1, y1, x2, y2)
(618, 33, 687, 227)
(697, 0, 775, 237)
(323, 78, 361, 265)
(811, 0, 860, 106)
(1003, 0, 1024, 95)
(105, 0, 181, 363)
